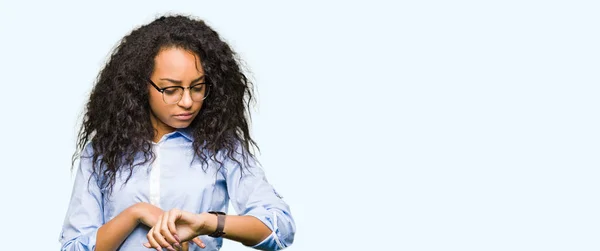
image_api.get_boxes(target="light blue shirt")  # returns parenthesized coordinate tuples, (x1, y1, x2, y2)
(59, 129, 295, 251)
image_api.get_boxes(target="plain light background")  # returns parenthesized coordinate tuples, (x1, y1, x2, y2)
(0, 0, 599, 250)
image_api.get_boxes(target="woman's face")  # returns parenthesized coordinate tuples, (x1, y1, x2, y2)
(148, 47, 206, 141)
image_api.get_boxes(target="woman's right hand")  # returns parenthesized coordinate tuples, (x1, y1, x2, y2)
(132, 202, 164, 228)
(131, 203, 194, 251)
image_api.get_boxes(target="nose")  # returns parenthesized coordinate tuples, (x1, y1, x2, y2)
(177, 88, 193, 109)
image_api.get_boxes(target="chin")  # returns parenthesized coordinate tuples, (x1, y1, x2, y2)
(166, 114, 199, 129)
(168, 121, 193, 129)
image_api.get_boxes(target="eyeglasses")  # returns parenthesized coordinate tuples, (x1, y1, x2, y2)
(148, 79, 210, 104)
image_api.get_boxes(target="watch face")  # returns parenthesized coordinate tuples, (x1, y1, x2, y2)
(209, 230, 225, 238)
(208, 211, 226, 215)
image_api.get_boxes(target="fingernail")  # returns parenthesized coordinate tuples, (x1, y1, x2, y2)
(174, 243, 181, 249)
(168, 247, 176, 251)
(174, 234, 181, 243)
(201, 243, 206, 248)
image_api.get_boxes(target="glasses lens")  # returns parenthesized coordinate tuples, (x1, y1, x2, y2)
(163, 87, 184, 104)
(191, 84, 209, 101)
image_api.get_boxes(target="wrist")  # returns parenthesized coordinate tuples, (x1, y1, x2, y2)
(130, 202, 160, 226)
(129, 203, 145, 222)
(198, 212, 218, 235)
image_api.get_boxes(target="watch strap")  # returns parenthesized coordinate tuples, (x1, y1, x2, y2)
(207, 211, 226, 238)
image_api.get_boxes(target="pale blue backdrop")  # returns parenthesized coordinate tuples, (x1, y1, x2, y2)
(0, 1, 598, 250)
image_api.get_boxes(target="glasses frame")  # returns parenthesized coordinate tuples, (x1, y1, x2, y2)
(147, 78, 210, 104)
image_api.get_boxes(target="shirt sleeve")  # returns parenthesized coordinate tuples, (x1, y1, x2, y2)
(223, 148, 296, 251)
(59, 145, 105, 251)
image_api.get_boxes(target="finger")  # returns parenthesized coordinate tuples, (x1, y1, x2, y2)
(146, 227, 161, 251)
(160, 211, 180, 249)
(167, 209, 181, 238)
(191, 237, 206, 249)
(153, 216, 176, 251)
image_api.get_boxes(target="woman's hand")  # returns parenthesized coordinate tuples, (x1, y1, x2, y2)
(143, 208, 212, 250)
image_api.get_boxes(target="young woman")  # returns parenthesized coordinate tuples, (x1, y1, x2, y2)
(59, 14, 295, 251)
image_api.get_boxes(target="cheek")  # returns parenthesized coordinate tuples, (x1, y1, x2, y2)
(192, 101, 204, 116)
(194, 101, 204, 110)
(149, 94, 168, 115)
(148, 91, 162, 105)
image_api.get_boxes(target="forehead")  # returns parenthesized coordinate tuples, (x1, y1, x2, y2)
(152, 47, 204, 77)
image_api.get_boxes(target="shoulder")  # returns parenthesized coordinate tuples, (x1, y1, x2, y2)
(76, 142, 102, 174)
(218, 140, 265, 176)
(81, 142, 95, 157)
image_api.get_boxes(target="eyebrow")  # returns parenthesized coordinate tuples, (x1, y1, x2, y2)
(159, 75, 205, 85)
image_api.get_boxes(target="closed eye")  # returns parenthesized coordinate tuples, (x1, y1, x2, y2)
(163, 87, 181, 95)
(190, 84, 205, 92)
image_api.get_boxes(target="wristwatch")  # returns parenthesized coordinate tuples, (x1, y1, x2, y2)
(207, 211, 226, 238)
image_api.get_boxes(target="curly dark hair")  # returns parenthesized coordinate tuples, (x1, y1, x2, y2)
(74, 14, 257, 194)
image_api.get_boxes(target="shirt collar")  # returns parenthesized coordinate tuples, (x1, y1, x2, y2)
(175, 128, 194, 142)
(155, 128, 194, 144)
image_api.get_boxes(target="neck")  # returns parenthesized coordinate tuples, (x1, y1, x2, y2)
(150, 113, 175, 143)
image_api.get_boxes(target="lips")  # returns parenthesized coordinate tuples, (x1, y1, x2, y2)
(174, 113, 194, 121)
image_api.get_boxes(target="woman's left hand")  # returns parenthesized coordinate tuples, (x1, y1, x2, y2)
(143, 208, 212, 250)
